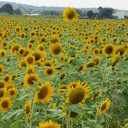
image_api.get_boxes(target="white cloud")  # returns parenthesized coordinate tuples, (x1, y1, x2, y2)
(0, 0, 128, 10)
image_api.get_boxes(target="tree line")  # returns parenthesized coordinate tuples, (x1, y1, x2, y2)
(0, 3, 115, 19)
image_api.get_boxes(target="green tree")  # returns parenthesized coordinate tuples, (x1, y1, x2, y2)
(87, 10, 94, 19)
(1, 4, 14, 14)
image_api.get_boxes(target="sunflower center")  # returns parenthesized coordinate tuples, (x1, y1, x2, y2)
(1, 100, 9, 108)
(101, 103, 106, 111)
(0, 82, 4, 88)
(4, 76, 9, 82)
(69, 88, 85, 104)
(67, 11, 75, 19)
(26, 105, 30, 114)
(1, 52, 5, 56)
(10, 90, 15, 96)
(38, 87, 48, 99)
(0, 90, 4, 97)
(27, 57, 34, 64)
(33, 53, 41, 61)
(47, 68, 53, 75)
(27, 76, 36, 85)
(0, 67, 2, 72)
(53, 46, 61, 55)
(105, 46, 113, 54)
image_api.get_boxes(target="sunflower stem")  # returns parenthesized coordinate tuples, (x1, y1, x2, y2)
(67, 110, 70, 128)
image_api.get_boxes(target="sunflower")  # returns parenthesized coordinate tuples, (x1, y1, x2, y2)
(3, 74, 12, 83)
(38, 120, 61, 128)
(8, 88, 18, 98)
(103, 43, 116, 57)
(44, 67, 55, 77)
(111, 55, 120, 66)
(44, 60, 52, 67)
(25, 54, 35, 66)
(66, 81, 90, 104)
(0, 64, 5, 75)
(0, 97, 12, 112)
(93, 56, 101, 66)
(34, 81, 54, 104)
(0, 88, 7, 99)
(32, 51, 43, 62)
(66, 110, 79, 119)
(0, 50, 6, 58)
(49, 35, 60, 44)
(85, 60, 95, 70)
(37, 44, 45, 52)
(50, 43, 62, 56)
(57, 85, 67, 95)
(28, 43, 33, 49)
(25, 100, 31, 120)
(116, 47, 125, 56)
(24, 74, 40, 87)
(91, 89, 102, 101)
(93, 48, 100, 55)
(98, 98, 111, 115)
(39, 37, 46, 43)
(63, 7, 78, 22)
(26, 66, 34, 74)
(15, 26, 21, 33)
(0, 80, 6, 88)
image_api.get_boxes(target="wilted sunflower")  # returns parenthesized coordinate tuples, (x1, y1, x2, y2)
(25, 54, 35, 66)
(91, 89, 102, 100)
(63, 7, 78, 22)
(44, 67, 55, 77)
(0, 64, 4, 75)
(8, 88, 18, 98)
(25, 100, 31, 120)
(66, 81, 90, 104)
(24, 74, 40, 87)
(103, 43, 116, 57)
(38, 120, 61, 128)
(0, 88, 7, 99)
(50, 43, 62, 56)
(34, 81, 54, 104)
(98, 98, 111, 115)
(0, 97, 12, 112)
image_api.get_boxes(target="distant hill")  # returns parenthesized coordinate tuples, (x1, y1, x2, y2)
(0, 1, 99, 12)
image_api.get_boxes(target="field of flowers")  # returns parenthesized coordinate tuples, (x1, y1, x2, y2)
(0, 7, 128, 128)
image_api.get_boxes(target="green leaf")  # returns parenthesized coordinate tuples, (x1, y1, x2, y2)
(10, 120, 23, 128)
(65, 103, 82, 114)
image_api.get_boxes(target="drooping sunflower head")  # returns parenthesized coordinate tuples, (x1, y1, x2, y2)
(44, 67, 55, 77)
(49, 35, 60, 44)
(25, 100, 31, 120)
(0, 97, 12, 112)
(63, 7, 79, 22)
(43, 60, 52, 67)
(50, 43, 62, 56)
(111, 55, 120, 66)
(0, 50, 6, 58)
(66, 81, 90, 104)
(98, 98, 111, 115)
(93, 56, 101, 66)
(85, 60, 95, 70)
(3, 74, 12, 83)
(34, 81, 54, 104)
(103, 43, 116, 57)
(24, 74, 40, 87)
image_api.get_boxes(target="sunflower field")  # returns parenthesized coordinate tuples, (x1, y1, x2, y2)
(0, 7, 128, 128)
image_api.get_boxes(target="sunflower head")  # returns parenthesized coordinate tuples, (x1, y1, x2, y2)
(0, 97, 12, 112)
(0, 64, 4, 75)
(25, 100, 31, 120)
(34, 82, 54, 104)
(66, 81, 90, 104)
(63, 7, 79, 22)
(25, 54, 35, 66)
(8, 88, 18, 98)
(98, 98, 111, 115)
(44, 67, 55, 77)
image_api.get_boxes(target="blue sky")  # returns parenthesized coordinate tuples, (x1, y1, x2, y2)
(0, 0, 128, 10)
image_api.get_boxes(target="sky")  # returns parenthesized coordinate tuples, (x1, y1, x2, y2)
(0, 0, 128, 10)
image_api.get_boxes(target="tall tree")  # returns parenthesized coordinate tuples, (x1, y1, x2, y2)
(1, 4, 14, 14)
(87, 10, 94, 19)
